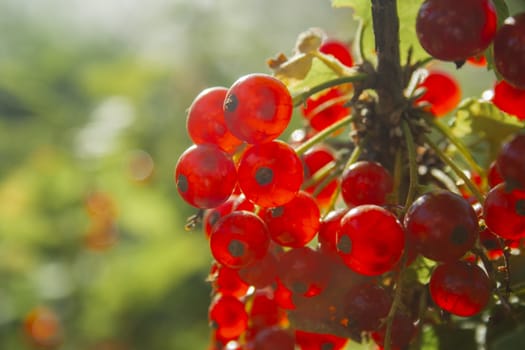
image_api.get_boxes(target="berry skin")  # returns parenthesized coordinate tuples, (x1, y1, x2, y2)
(295, 330, 348, 350)
(342, 283, 392, 332)
(488, 160, 504, 188)
(237, 140, 304, 207)
(319, 39, 354, 67)
(467, 54, 488, 67)
(492, 80, 525, 120)
(262, 191, 321, 247)
(301, 88, 351, 132)
(429, 260, 491, 317)
(340, 161, 393, 207)
(415, 70, 461, 117)
(483, 183, 525, 240)
(211, 264, 250, 298)
(371, 312, 417, 350)
(175, 144, 237, 208)
(494, 13, 525, 89)
(337, 205, 405, 276)
(404, 190, 479, 262)
(209, 294, 248, 340)
(223, 73, 293, 144)
(209, 211, 270, 269)
(318, 208, 349, 256)
(247, 327, 295, 350)
(186, 87, 243, 153)
(496, 133, 525, 189)
(416, 0, 497, 61)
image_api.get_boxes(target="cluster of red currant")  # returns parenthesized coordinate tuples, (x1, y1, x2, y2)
(416, 0, 525, 120)
(174, 1, 525, 349)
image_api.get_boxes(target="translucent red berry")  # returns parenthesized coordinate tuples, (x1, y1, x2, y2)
(415, 70, 461, 117)
(492, 80, 525, 120)
(186, 87, 243, 153)
(340, 161, 393, 207)
(496, 133, 525, 189)
(467, 54, 487, 67)
(318, 208, 349, 256)
(262, 191, 320, 247)
(429, 260, 491, 317)
(211, 264, 250, 298)
(371, 312, 417, 349)
(238, 248, 279, 288)
(337, 205, 405, 276)
(223, 73, 293, 144)
(295, 330, 348, 350)
(210, 211, 270, 269)
(343, 282, 392, 332)
(488, 160, 504, 188)
(319, 39, 354, 67)
(404, 190, 479, 262)
(301, 88, 351, 132)
(237, 140, 304, 207)
(416, 0, 497, 61)
(175, 144, 237, 208)
(209, 294, 248, 340)
(247, 327, 295, 350)
(483, 183, 525, 240)
(493, 13, 525, 89)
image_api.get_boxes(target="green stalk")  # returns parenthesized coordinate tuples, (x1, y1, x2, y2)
(427, 116, 485, 177)
(384, 254, 408, 350)
(295, 115, 355, 156)
(292, 75, 367, 106)
(401, 120, 418, 208)
(424, 135, 484, 204)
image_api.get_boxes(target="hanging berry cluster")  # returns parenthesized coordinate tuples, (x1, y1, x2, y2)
(174, 0, 525, 349)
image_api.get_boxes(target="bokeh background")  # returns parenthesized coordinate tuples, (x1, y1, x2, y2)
(0, 1, 524, 349)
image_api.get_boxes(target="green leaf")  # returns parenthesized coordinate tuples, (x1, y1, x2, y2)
(449, 98, 525, 168)
(493, 0, 510, 27)
(332, 0, 428, 62)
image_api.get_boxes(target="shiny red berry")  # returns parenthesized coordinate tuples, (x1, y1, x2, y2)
(492, 80, 525, 120)
(343, 282, 392, 332)
(223, 74, 293, 144)
(404, 190, 479, 262)
(429, 260, 491, 317)
(494, 13, 525, 89)
(209, 294, 248, 340)
(341, 161, 393, 207)
(483, 183, 525, 240)
(319, 39, 354, 67)
(175, 144, 237, 208)
(371, 312, 417, 349)
(295, 330, 348, 350)
(337, 205, 405, 276)
(186, 87, 243, 153)
(301, 88, 351, 132)
(262, 191, 320, 247)
(496, 133, 525, 189)
(415, 70, 461, 117)
(237, 140, 304, 207)
(416, 0, 497, 61)
(210, 211, 270, 269)
(212, 264, 250, 298)
(318, 208, 349, 256)
(302, 145, 339, 208)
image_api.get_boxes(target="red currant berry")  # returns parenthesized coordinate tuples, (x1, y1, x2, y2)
(238, 245, 279, 288)
(210, 211, 270, 269)
(277, 247, 331, 298)
(209, 294, 248, 340)
(488, 160, 504, 189)
(404, 190, 479, 262)
(492, 80, 525, 120)
(186, 87, 243, 153)
(247, 327, 295, 350)
(247, 290, 287, 333)
(494, 13, 525, 89)
(318, 208, 349, 256)
(295, 330, 348, 350)
(301, 88, 351, 132)
(371, 312, 417, 350)
(211, 264, 250, 298)
(337, 205, 405, 276)
(302, 145, 339, 208)
(416, 0, 497, 61)
(467, 54, 488, 67)
(237, 140, 304, 207)
(429, 260, 491, 317)
(341, 161, 393, 207)
(496, 133, 525, 189)
(262, 191, 320, 247)
(483, 183, 525, 240)
(319, 39, 354, 67)
(415, 70, 461, 117)
(342, 282, 392, 332)
(223, 74, 292, 144)
(175, 144, 237, 208)
(203, 195, 255, 238)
